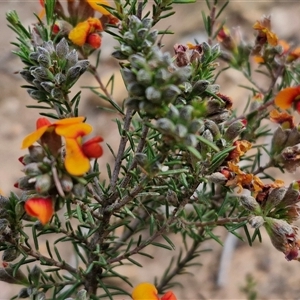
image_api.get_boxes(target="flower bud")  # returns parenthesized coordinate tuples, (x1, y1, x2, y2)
(174, 43, 189, 67)
(60, 174, 73, 192)
(37, 54, 51, 68)
(156, 118, 175, 133)
(206, 84, 220, 94)
(29, 265, 41, 285)
(191, 80, 209, 96)
(18, 288, 30, 298)
(162, 85, 181, 103)
(112, 50, 129, 60)
(240, 194, 262, 213)
(281, 184, 300, 206)
(20, 70, 34, 84)
(207, 172, 228, 184)
(35, 174, 52, 194)
(127, 82, 145, 97)
(145, 86, 161, 103)
(208, 110, 231, 124)
(56, 38, 69, 59)
(66, 49, 78, 70)
(28, 145, 45, 162)
(248, 215, 264, 229)
(189, 119, 204, 134)
(129, 54, 147, 69)
(204, 120, 221, 140)
(224, 119, 247, 141)
(173, 124, 187, 140)
(136, 69, 152, 85)
(2, 248, 20, 262)
(201, 41, 211, 58)
(23, 163, 42, 176)
(147, 30, 158, 44)
(40, 81, 55, 93)
(72, 183, 87, 199)
(271, 126, 289, 154)
(166, 105, 179, 120)
(51, 87, 64, 99)
(285, 127, 300, 147)
(179, 105, 194, 122)
(54, 73, 66, 85)
(0, 265, 29, 285)
(121, 68, 136, 85)
(15, 176, 35, 190)
(87, 33, 102, 49)
(265, 187, 287, 210)
(184, 134, 197, 147)
(31, 67, 52, 81)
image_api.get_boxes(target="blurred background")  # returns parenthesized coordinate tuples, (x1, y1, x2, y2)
(1, 1, 300, 299)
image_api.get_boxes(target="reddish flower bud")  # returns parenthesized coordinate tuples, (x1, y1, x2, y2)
(82, 136, 104, 158)
(87, 33, 102, 49)
(161, 291, 177, 300)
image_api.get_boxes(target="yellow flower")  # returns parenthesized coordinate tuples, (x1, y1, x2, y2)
(132, 283, 177, 300)
(22, 117, 103, 176)
(68, 17, 103, 48)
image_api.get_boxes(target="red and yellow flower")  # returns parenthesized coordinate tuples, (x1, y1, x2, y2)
(24, 197, 54, 224)
(22, 117, 103, 176)
(274, 86, 300, 113)
(68, 17, 103, 48)
(132, 283, 177, 300)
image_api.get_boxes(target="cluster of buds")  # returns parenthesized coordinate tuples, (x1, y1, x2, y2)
(270, 110, 300, 172)
(122, 51, 191, 116)
(112, 16, 158, 60)
(240, 182, 300, 261)
(21, 39, 89, 104)
(174, 41, 220, 67)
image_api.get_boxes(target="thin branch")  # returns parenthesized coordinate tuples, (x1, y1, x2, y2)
(20, 245, 79, 275)
(180, 216, 248, 228)
(109, 107, 135, 194)
(253, 159, 274, 175)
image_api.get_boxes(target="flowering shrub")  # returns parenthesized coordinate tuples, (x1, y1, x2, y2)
(1, 0, 300, 299)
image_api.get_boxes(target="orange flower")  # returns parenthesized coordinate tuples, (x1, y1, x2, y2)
(253, 17, 278, 46)
(132, 283, 177, 300)
(226, 162, 264, 194)
(227, 140, 252, 163)
(68, 17, 103, 48)
(269, 109, 295, 129)
(24, 197, 53, 224)
(274, 86, 300, 112)
(22, 117, 103, 176)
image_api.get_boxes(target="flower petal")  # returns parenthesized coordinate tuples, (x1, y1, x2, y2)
(22, 125, 51, 149)
(275, 86, 300, 109)
(64, 138, 91, 176)
(54, 116, 85, 126)
(132, 283, 159, 300)
(55, 123, 93, 139)
(24, 197, 53, 224)
(69, 21, 90, 46)
(86, 0, 111, 15)
(82, 136, 103, 158)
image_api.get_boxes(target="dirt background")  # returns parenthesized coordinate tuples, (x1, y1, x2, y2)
(1, 1, 300, 299)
